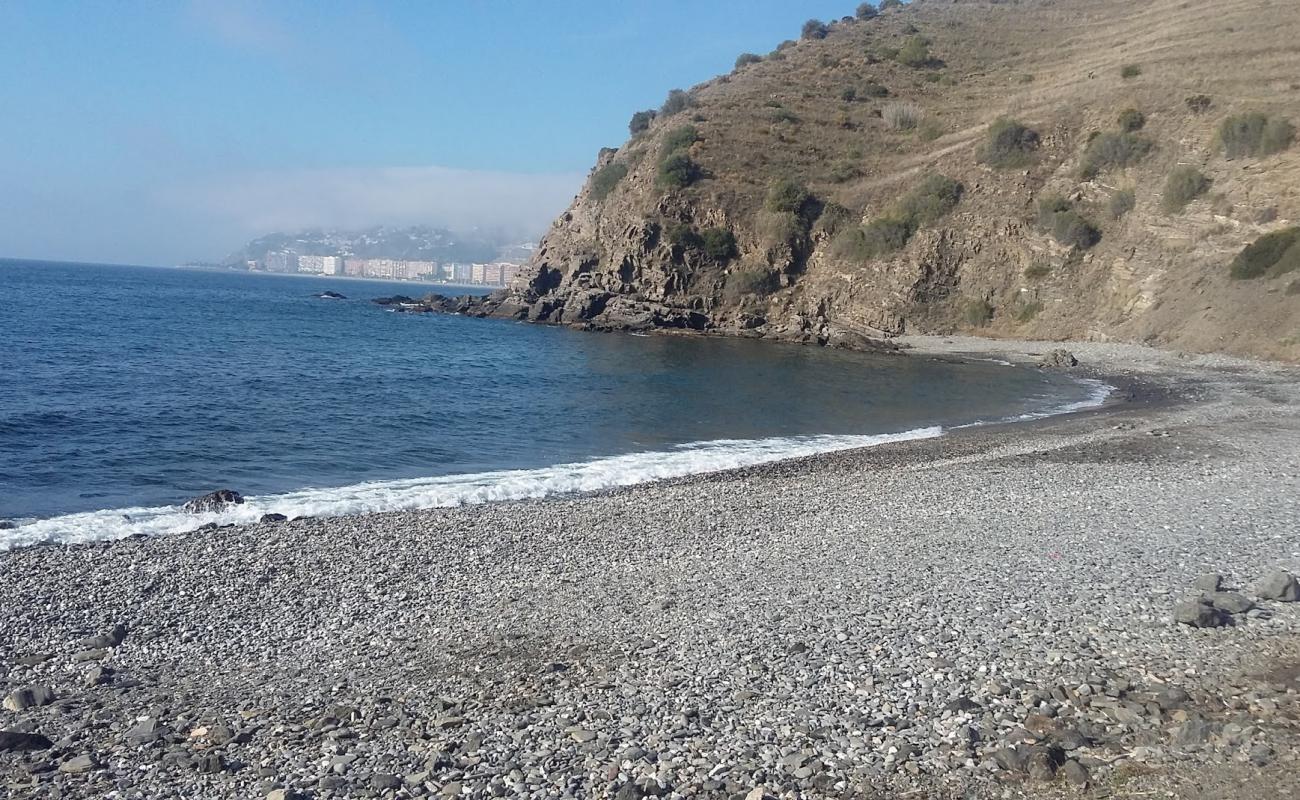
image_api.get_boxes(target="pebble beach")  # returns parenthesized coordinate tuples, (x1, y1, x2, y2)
(2, 337, 1299, 800)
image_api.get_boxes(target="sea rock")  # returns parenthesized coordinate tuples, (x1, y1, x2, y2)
(1192, 573, 1223, 592)
(315, 290, 346, 300)
(183, 489, 244, 514)
(0, 731, 54, 752)
(79, 623, 128, 649)
(0, 520, 15, 530)
(1038, 349, 1078, 368)
(1173, 600, 1229, 628)
(58, 754, 98, 774)
(260, 513, 288, 523)
(1256, 571, 1300, 601)
(371, 295, 416, 307)
(3, 686, 55, 712)
(1208, 591, 1253, 614)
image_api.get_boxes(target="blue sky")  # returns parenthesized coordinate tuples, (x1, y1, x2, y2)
(0, 1, 861, 264)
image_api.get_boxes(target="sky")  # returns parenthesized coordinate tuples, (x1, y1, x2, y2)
(0, 0, 862, 265)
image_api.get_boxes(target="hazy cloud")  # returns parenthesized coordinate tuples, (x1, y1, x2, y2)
(162, 164, 585, 243)
(188, 0, 295, 54)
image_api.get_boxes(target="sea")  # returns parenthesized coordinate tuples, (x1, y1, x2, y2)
(0, 259, 1111, 549)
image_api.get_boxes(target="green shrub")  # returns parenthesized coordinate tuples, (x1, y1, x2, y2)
(629, 110, 657, 135)
(661, 125, 700, 155)
(1120, 64, 1142, 79)
(590, 162, 628, 202)
(1108, 188, 1136, 219)
(700, 228, 738, 262)
(840, 86, 858, 102)
(815, 202, 856, 238)
(735, 53, 763, 69)
(1037, 196, 1101, 249)
(758, 211, 802, 247)
(1219, 112, 1296, 159)
(1117, 108, 1146, 132)
(860, 82, 889, 98)
(980, 118, 1040, 168)
(658, 152, 699, 188)
(666, 223, 703, 251)
(1161, 166, 1211, 214)
(1229, 227, 1300, 279)
(879, 0, 903, 10)
(661, 89, 692, 116)
(1185, 95, 1212, 114)
(765, 178, 812, 215)
(962, 297, 994, 327)
(829, 160, 861, 183)
(896, 174, 964, 225)
(896, 35, 932, 68)
(802, 19, 829, 40)
(833, 174, 963, 261)
(724, 269, 779, 301)
(771, 108, 800, 124)
(1079, 131, 1154, 178)
(856, 2, 878, 19)
(1014, 300, 1043, 323)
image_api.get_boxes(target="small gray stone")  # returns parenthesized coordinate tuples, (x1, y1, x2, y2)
(1061, 759, 1089, 787)
(1192, 573, 1222, 592)
(58, 754, 98, 774)
(371, 773, 402, 790)
(78, 623, 128, 650)
(1256, 571, 1300, 602)
(3, 686, 55, 712)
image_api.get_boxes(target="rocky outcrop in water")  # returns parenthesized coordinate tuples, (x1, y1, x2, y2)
(182, 489, 244, 514)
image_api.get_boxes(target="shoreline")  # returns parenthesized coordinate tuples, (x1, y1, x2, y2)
(3, 336, 1299, 799)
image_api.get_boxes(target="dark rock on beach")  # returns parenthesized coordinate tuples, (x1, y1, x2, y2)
(1173, 599, 1230, 628)
(183, 489, 244, 513)
(371, 295, 417, 307)
(1039, 349, 1079, 368)
(1257, 571, 1300, 601)
(260, 513, 288, 523)
(0, 731, 54, 753)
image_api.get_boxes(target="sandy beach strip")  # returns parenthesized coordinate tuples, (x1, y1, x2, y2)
(2, 337, 1299, 799)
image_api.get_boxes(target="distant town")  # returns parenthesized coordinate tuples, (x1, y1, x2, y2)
(248, 252, 525, 287)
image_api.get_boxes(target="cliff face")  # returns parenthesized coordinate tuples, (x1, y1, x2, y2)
(481, 0, 1300, 361)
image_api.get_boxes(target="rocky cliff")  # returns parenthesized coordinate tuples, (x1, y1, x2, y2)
(471, 0, 1300, 361)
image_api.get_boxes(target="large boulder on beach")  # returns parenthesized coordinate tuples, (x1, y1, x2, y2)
(1038, 349, 1079, 368)
(1173, 600, 1229, 628)
(182, 489, 244, 514)
(0, 731, 54, 753)
(1257, 571, 1300, 601)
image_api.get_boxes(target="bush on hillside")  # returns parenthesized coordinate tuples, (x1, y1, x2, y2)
(657, 152, 700, 188)
(700, 228, 738, 263)
(856, 2, 878, 19)
(1037, 196, 1101, 249)
(833, 216, 913, 259)
(897, 174, 964, 225)
(665, 223, 703, 252)
(765, 178, 812, 216)
(1185, 95, 1213, 114)
(590, 162, 628, 202)
(802, 19, 829, 40)
(771, 107, 800, 124)
(1117, 108, 1146, 132)
(961, 297, 994, 327)
(723, 268, 779, 302)
(860, 82, 889, 98)
(883, 102, 923, 131)
(1120, 64, 1142, 79)
(735, 53, 763, 69)
(1079, 131, 1154, 179)
(1219, 112, 1296, 159)
(980, 118, 1040, 168)
(661, 125, 699, 155)
(1229, 227, 1300, 280)
(661, 89, 692, 116)
(879, 0, 903, 10)
(1108, 188, 1136, 219)
(896, 35, 932, 68)
(1161, 166, 1211, 214)
(629, 110, 657, 135)
(841, 86, 858, 102)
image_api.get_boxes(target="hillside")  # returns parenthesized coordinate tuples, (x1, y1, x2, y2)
(474, 0, 1300, 361)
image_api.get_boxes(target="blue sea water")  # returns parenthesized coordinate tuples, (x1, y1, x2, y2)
(0, 260, 1108, 547)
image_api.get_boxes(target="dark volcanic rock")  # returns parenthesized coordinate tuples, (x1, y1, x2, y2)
(0, 520, 16, 530)
(0, 731, 54, 752)
(1209, 591, 1254, 614)
(183, 489, 244, 514)
(79, 623, 128, 649)
(371, 295, 417, 306)
(260, 513, 289, 523)
(1173, 600, 1229, 628)
(314, 290, 346, 299)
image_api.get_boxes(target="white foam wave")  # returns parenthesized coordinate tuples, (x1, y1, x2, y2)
(1, 427, 944, 550)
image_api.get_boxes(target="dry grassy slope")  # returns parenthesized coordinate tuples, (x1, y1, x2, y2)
(524, 0, 1300, 360)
